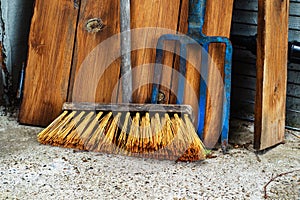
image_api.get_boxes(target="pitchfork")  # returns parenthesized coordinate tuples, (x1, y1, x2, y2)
(151, 0, 233, 151)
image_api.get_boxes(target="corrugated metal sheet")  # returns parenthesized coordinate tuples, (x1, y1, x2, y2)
(231, 0, 300, 129)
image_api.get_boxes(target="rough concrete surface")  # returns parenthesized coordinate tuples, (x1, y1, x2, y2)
(0, 111, 299, 200)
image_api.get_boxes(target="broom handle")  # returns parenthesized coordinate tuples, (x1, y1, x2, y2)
(120, 0, 132, 103)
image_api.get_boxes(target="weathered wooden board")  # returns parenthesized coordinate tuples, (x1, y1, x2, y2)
(255, 0, 289, 150)
(182, 44, 202, 126)
(69, 0, 187, 104)
(130, 0, 185, 103)
(201, 0, 234, 148)
(231, 0, 300, 130)
(19, 0, 79, 126)
(164, 0, 189, 105)
(68, 0, 121, 103)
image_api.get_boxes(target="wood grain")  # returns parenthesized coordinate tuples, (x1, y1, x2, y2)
(182, 44, 202, 125)
(166, 0, 189, 105)
(130, 0, 184, 103)
(70, 0, 186, 104)
(255, 0, 289, 150)
(68, 0, 121, 103)
(201, 0, 234, 148)
(19, 0, 79, 126)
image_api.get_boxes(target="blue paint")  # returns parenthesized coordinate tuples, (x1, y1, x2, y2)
(151, 0, 233, 151)
(176, 44, 187, 105)
(198, 43, 209, 139)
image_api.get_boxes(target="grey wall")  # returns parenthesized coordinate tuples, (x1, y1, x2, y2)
(0, 0, 34, 104)
(230, 0, 300, 129)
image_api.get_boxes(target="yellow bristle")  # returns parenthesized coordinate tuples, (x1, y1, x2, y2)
(117, 112, 130, 155)
(39, 111, 77, 144)
(37, 110, 69, 140)
(52, 111, 86, 146)
(87, 112, 113, 151)
(37, 105, 207, 162)
(139, 115, 145, 152)
(151, 113, 162, 151)
(126, 113, 140, 154)
(63, 111, 95, 149)
(77, 111, 104, 149)
(99, 112, 121, 153)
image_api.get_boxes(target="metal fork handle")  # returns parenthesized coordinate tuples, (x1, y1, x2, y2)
(188, 0, 207, 31)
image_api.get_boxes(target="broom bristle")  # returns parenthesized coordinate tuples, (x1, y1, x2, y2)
(37, 110, 208, 161)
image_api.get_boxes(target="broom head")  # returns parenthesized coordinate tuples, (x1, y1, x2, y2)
(37, 102, 208, 162)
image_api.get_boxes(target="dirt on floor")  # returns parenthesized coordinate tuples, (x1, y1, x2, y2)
(0, 108, 299, 200)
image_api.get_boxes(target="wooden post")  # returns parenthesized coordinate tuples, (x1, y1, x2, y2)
(255, 0, 289, 150)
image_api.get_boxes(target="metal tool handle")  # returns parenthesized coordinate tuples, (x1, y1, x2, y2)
(120, 0, 132, 103)
(188, 0, 207, 29)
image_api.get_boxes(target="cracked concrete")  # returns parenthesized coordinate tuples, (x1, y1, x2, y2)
(0, 112, 299, 199)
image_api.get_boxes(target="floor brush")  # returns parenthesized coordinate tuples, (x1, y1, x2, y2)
(37, 0, 208, 162)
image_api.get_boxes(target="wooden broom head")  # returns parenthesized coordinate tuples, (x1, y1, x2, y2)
(37, 102, 207, 162)
(62, 102, 194, 117)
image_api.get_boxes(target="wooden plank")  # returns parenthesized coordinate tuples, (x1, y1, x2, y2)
(68, 0, 186, 104)
(286, 111, 300, 129)
(255, 0, 289, 150)
(232, 87, 256, 102)
(231, 23, 257, 36)
(234, 0, 258, 11)
(233, 48, 257, 64)
(233, 61, 256, 77)
(232, 10, 258, 25)
(231, 101, 255, 118)
(289, 63, 300, 71)
(201, 0, 234, 148)
(289, 2, 300, 17)
(287, 97, 300, 111)
(288, 16, 300, 31)
(288, 70, 300, 85)
(68, 0, 121, 103)
(287, 30, 300, 41)
(183, 44, 202, 126)
(19, 0, 79, 126)
(130, 0, 184, 103)
(160, 0, 188, 104)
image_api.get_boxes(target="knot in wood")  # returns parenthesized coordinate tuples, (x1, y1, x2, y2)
(85, 18, 105, 33)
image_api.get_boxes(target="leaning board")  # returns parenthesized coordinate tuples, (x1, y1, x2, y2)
(19, 0, 79, 126)
(255, 0, 289, 150)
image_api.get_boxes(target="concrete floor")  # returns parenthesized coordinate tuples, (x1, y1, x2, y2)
(0, 112, 299, 200)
